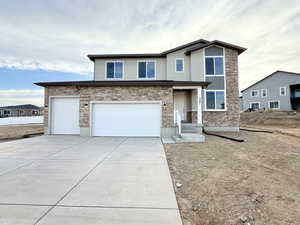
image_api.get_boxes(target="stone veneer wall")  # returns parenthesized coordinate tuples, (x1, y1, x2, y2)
(44, 85, 174, 134)
(203, 48, 240, 129)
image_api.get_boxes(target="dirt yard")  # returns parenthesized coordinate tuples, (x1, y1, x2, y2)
(165, 131, 300, 225)
(0, 124, 44, 142)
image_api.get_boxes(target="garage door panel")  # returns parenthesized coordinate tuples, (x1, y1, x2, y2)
(51, 98, 80, 135)
(92, 103, 161, 137)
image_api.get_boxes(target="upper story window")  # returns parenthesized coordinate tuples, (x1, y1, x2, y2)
(138, 61, 155, 79)
(205, 46, 224, 76)
(106, 61, 123, 79)
(175, 58, 184, 72)
(251, 90, 259, 97)
(280, 87, 286, 96)
(261, 89, 267, 97)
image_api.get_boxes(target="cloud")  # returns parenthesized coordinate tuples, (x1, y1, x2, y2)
(0, 90, 44, 107)
(0, 0, 299, 89)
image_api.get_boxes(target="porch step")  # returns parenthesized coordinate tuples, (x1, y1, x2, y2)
(172, 133, 205, 143)
(181, 123, 203, 134)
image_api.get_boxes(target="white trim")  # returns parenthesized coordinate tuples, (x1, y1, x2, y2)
(48, 96, 80, 135)
(251, 90, 259, 97)
(261, 89, 267, 98)
(204, 89, 227, 111)
(136, 60, 156, 79)
(105, 61, 124, 80)
(249, 102, 260, 110)
(173, 86, 201, 90)
(197, 87, 202, 124)
(268, 100, 280, 109)
(280, 86, 286, 96)
(89, 101, 162, 137)
(204, 46, 225, 78)
(175, 58, 184, 73)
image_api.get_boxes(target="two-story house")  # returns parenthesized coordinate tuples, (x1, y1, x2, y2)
(35, 39, 246, 141)
(241, 71, 300, 111)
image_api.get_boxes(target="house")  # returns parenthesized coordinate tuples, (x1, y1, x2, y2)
(35, 39, 246, 140)
(241, 71, 300, 111)
(0, 104, 43, 118)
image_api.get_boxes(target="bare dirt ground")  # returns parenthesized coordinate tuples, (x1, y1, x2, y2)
(241, 111, 300, 138)
(165, 131, 300, 225)
(0, 124, 44, 142)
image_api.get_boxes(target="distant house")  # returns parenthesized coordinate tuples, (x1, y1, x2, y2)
(0, 104, 43, 118)
(241, 71, 300, 111)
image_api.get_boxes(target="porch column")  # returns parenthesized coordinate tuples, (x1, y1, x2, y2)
(197, 87, 202, 124)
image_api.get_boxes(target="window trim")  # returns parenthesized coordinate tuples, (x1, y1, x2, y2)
(204, 89, 227, 111)
(175, 58, 184, 73)
(261, 89, 267, 98)
(268, 100, 280, 109)
(279, 86, 286, 96)
(105, 61, 124, 80)
(249, 102, 260, 110)
(137, 60, 156, 79)
(204, 46, 225, 77)
(251, 90, 259, 97)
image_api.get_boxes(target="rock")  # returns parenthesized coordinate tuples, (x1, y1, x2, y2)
(176, 183, 182, 188)
(240, 215, 248, 222)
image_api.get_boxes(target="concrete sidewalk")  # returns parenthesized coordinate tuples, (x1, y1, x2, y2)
(0, 136, 182, 225)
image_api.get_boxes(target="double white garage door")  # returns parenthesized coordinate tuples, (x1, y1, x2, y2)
(50, 98, 161, 137)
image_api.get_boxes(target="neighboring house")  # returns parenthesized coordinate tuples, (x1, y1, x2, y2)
(241, 71, 300, 111)
(0, 104, 43, 118)
(35, 38, 246, 140)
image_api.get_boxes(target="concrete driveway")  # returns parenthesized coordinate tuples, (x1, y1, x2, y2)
(0, 136, 182, 225)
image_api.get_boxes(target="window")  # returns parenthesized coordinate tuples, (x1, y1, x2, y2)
(205, 90, 225, 110)
(280, 87, 286, 96)
(205, 46, 224, 76)
(261, 89, 267, 97)
(138, 61, 155, 78)
(250, 102, 260, 111)
(175, 59, 184, 72)
(251, 90, 259, 97)
(295, 89, 300, 98)
(106, 61, 123, 79)
(269, 101, 280, 109)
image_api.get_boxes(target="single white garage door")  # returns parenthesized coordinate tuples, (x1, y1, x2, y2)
(92, 103, 161, 137)
(50, 97, 80, 135)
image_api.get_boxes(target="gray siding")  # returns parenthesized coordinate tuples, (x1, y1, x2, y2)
(166, 49, 191, 81)
(206, 76, 225, 90)
(242, 72, 300, 110)
(190, 49, 204, 81)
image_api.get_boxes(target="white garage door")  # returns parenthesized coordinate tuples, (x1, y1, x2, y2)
(92, 103, 161, 137)
(50, 97, 80, 135)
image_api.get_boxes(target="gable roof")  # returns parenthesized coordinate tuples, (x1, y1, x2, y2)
(87, 38, 246, 61)
(0, 104, 41, 110)
(241, 70, 300, 92)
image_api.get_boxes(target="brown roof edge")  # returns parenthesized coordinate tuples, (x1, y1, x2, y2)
(34, 80, 210, 88)
(185, 40, 247, 55)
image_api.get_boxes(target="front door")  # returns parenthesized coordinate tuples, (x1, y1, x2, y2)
(174, 91, 188, 121)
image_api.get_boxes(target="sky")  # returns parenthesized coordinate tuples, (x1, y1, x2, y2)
(0, 0, 299, 106)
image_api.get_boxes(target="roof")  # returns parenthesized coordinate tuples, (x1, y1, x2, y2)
(87, 38, 246, 61)
(34, 80, 210, 87)
(0, 104, 41, 110)
(241, 70, 300, 92)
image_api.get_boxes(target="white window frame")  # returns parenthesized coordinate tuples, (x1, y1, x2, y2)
(204, 89, 227, 111)
(204, 46, 225, 77)
(251, 90, 259, 97)
(280, 87, 286, 96)
(249, 102, 260, 110)
(268, 100, 280, 109)
(105, 61, 124, 80)
(261, 89, 267, 98)
(137, 60, 156, 79)
(175, 58, 184, 73)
